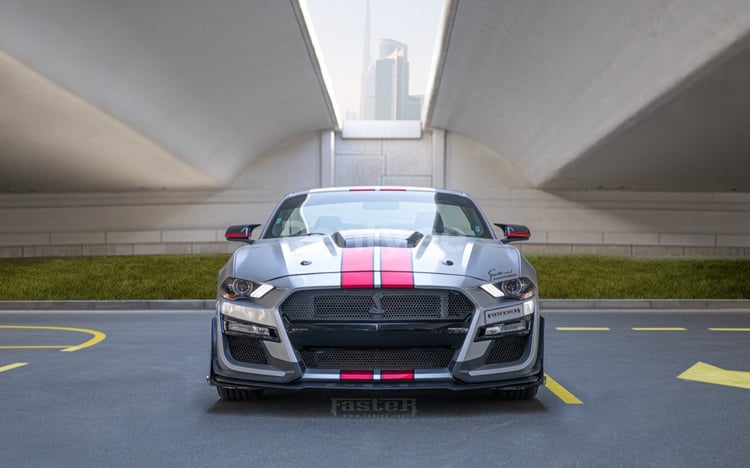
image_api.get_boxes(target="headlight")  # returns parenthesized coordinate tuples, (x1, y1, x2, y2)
(220, 277, 274, 300)
(480, 277, 535, 300)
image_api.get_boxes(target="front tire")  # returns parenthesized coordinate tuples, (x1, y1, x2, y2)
(216, 386, 264, 401)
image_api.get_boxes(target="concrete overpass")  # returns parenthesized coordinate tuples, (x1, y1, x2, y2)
(426, 0, 750, 193)
(0, 0, 337, 192)
(0, 0, 749, 257)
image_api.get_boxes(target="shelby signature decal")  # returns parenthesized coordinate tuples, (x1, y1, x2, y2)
(488, 268, 518, 282)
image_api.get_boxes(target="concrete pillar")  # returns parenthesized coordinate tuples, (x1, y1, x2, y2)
(320, 130, 335, 187)
(432, 129, 446, 188)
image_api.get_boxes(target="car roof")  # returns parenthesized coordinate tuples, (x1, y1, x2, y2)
(287, 186, 472, 198)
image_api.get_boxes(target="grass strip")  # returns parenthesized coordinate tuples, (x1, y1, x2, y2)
(0, 255, 230, 300)
(0, 254, 748, 300)
(527, 255, 750, 299)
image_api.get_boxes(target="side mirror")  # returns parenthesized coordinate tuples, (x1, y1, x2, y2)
(494, 223, 531, 244)
(225, 224, 261, 244)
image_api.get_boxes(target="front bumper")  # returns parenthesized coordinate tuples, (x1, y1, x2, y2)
(209, 368, 545, 392)
(208, 291, 545, 392)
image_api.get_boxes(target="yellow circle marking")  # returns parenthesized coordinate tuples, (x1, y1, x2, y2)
(0, 346, 67, 349)
(0, 325, 106, 352)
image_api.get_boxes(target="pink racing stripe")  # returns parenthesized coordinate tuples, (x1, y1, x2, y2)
(341, 247, 374, 288)
(340, 370, 373, 380)
(380, 370, 414, 380)
(380, 247, 414, 288)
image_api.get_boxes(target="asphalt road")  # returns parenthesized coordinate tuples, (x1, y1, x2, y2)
(1, 310, 749, 468)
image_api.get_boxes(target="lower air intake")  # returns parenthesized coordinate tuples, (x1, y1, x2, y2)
(485, 335, 529, 365)
(226, 335, 269, 365)
(301, 347, 455, 370)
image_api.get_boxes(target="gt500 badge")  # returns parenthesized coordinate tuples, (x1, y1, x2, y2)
(485, 305, 523, 324)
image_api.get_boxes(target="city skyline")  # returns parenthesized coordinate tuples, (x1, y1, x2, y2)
(360, 38, 422, 120)
(304, 0, 444, 120)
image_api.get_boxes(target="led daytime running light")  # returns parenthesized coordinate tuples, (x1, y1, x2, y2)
(250, 283, 274, 299)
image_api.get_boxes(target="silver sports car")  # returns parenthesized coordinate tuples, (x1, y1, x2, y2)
(208, 187, 544, 400)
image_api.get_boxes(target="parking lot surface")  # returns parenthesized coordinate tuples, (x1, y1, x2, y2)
(1, 309, 748, 467)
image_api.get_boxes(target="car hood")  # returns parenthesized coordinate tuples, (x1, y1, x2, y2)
(231, 232, 524, 285)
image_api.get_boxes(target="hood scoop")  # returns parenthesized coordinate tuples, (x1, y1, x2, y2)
(331, 229, 424, 249)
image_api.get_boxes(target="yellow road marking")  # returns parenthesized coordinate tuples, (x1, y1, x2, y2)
(556, 327, 610, 331)
(544, 373, 583, 405)
(709, 328, 750, 332)
(0, 325, 106, 352)
(0, 362, 28, 373)
(0, 346, 69, 350)
(632, 327, 686, 332)
(678, 362, 750, 390)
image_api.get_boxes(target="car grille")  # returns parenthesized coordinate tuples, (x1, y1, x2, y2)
(226, 335, 269, 365)
(281, 289, 474, 322)
(485, 335, 529, 365)
(300, 347, 455, 369)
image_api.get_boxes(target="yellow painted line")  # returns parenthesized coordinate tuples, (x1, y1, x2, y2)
(631, 327, 686, 332)
(0, 346, 68, 350)
(544, 373, 583, 405)
(0, 325, 106, 352)
(556, 327, 610, 331)
(709, 328, 750, 332)
(0, 362, 28, 373)
(678, 361, 750, 390)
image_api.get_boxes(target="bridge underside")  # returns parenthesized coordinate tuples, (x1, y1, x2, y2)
(1, 0, 749, 257)
(427, 0, 750, 192)
(0, 0, 337, 192)
(2, 0, 750, 193)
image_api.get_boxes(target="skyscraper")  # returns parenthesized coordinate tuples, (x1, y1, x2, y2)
(361, 38, 416, 120)
(359, 0, 372, 120)
(374, 39, 409, 120)
(359, 3, 421, 120)
(407, 95, 424, 121)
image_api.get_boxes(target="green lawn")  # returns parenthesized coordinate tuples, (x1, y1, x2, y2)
(0, 255, 230, 300)
(0, 254, 748, 300)
(528, 255, 750, 299)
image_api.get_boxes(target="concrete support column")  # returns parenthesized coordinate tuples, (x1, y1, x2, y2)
(432, 129, 445, 188)
(320, 130, 335, 187)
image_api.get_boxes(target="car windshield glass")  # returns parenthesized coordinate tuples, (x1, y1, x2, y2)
(264, 190, 491, 239)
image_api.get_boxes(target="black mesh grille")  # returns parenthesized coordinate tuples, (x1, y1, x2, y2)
(301, 347, 455, 369)
(281, 289, 474, 322)
(485, 335, 529, 365)
(226, 335, 269, 365)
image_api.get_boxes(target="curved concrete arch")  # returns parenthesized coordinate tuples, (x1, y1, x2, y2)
(0, 0, 338, 191)
(426, 0, 750, 192)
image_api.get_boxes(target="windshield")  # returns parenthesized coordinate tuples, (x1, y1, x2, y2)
(264, 190, 492, 239)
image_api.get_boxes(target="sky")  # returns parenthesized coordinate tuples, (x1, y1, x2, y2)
(304, 0, 444, 119)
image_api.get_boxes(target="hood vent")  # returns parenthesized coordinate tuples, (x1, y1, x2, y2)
(331, 230, 424, 249)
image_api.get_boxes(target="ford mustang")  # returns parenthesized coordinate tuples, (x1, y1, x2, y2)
(208, 187, 544, 400)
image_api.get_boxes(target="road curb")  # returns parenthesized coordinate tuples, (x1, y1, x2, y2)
(0, 300, 215, 310)
(540, 299, 750, 310)
(0, 299, 748, 311)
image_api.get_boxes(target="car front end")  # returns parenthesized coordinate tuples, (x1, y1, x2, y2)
(208, 187, 544, 400)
